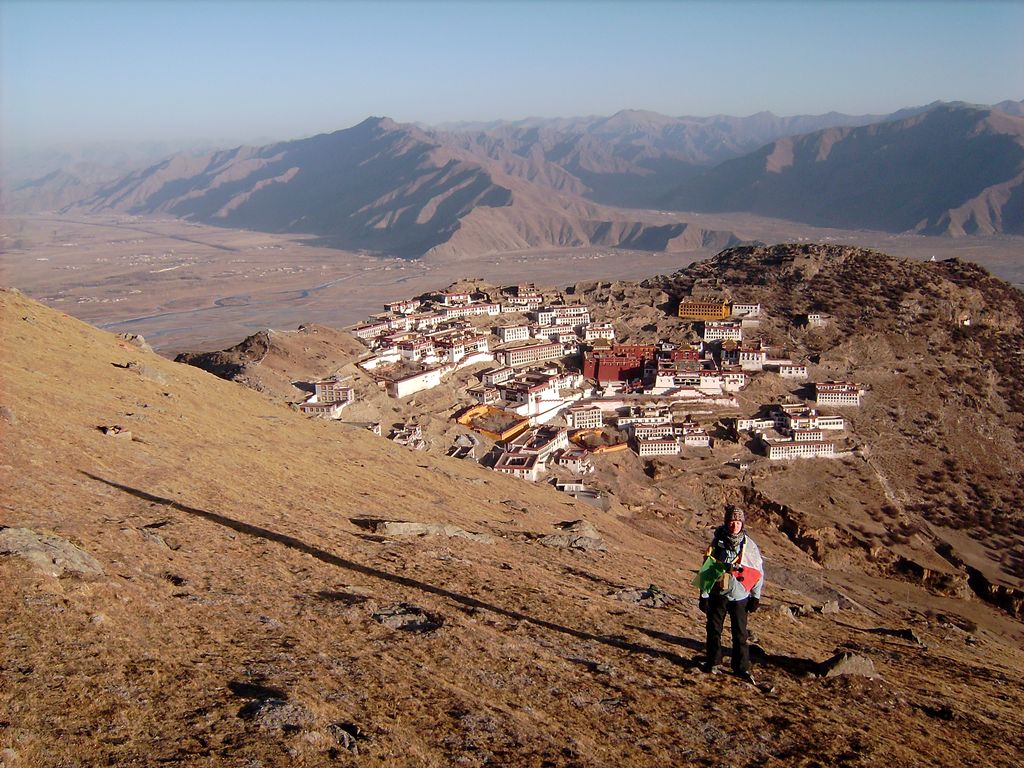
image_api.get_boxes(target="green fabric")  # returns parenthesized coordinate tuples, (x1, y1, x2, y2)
(693, 556, 729, 595)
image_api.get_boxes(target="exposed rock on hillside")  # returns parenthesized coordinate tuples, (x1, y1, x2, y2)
(0, 528, 105, 578)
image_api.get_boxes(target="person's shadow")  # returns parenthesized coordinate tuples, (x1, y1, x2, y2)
(83, 471, 701, 669)
(627, 625, 821, 676)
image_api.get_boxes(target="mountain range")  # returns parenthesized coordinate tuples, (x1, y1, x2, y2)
(7, 100, 1024, 256)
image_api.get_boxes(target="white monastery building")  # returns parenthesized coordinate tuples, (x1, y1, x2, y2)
(814, 381, 864, 407)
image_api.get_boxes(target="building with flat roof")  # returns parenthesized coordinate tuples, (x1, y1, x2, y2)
(814, 381, 864, 407)
(636, 437, 682, 457)
(679, 300, 730, 320)
(493, 451, 542, 481)
(498, 341, 564, 367)
(765, 440, 836, 460)
(566, 406, 603, 430)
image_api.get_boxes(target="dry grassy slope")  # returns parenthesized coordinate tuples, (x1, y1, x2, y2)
(2, 287, 1024, 767)
(174, 324, 368, 401)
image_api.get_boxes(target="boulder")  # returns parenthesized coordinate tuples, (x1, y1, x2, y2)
(117, 333, 154, 353)
(818, 651, 877, 678)
(540, 520, 606, 552)
(372, 603, 444, 633)
(238, 698, 313, 733)
(328, 722, 370, 753)
(612, 584, 671, 608)
(0, 527, 104, 578)
(775, 604, 797, 621)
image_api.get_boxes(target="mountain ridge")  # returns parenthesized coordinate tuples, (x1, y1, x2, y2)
(10, 100, 1024, 254)
(663, 106, 1024, 235)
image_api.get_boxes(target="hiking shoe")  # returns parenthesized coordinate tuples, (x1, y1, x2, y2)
(735, 670, 756, 685)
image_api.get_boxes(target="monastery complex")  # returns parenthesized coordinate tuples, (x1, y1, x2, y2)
(302, 283, 869, 489)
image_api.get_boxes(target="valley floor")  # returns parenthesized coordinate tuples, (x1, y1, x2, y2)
(3, 212, 1023, 354)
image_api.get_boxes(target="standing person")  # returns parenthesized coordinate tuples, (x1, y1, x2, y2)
(696, 505, 764, 683)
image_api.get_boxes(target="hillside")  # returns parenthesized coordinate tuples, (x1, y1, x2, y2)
(664, 106, 1024, 236)
(4, 253, 1024, 766)
(68, 117, 744, 260)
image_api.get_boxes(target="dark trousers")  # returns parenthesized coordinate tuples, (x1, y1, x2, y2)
(705, 594, 750, 673)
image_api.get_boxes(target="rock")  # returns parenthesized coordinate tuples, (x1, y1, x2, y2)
(351, 519, 491, 543)
(98, 425, 132, 439)
(1, 748, 19, 767)
(0, 527, 104, 578)
(775, 605, 797, 621)
(818, 651, 877, 678)
(372, 603, 444, 633)
(90, 613, 107, 625)
(820, 600, 840, 615)
(540, 520, 606, 552)
(868, 626, 926, 646)
(0, 406, 15, 425)
(328, 722, 370, 753)
(612, 584, 671, 608)
(139, 365, 168, 385)
(238, 699, 313, 733)
(117, 333, 154, 353)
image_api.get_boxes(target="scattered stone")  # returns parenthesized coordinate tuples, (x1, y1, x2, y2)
(0, 527, 104, 578)
(117, 333, 154, 352)
(868, 626, 926, 646)
(612, 584, 671, 608)
(820, 600, 840, 615)
(1, 748, 19, 767)
(372, 603, 444, 633)
(775, 605, 797, 621)
(0, 405, 15, 425)
(238, 699, 313, 733)
(328, 722, 370, 753)
(163, 573, 187, 587)
(540, 520, 606, 552)
(90, 613, 107, 625)
(140, 366, 169, 385)
(818, 651, 877, 679)
(140, 527, 177, 550)
(98, 425, 132, 439)
(350, 518, 492, 543)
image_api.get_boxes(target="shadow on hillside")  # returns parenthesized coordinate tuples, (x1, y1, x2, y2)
(628, 625, 703, 655)
(629, 625, 820, 676)
(83, 472, 695, 670)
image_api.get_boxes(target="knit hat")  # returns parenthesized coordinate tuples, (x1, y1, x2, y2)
(724, 505, 746, 524)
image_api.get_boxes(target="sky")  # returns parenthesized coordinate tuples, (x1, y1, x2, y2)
(1, 0, 1022, 149)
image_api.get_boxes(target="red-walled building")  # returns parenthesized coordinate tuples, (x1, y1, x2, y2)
(584, 343, 701, 384)
(583, 344, 655, 383)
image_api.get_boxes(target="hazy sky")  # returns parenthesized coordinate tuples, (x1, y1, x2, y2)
(2, 0, 1022, 149)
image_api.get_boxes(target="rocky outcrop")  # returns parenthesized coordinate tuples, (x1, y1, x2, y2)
(0, 527, 104, 577)
(539, 520, 606, 552)
(350, 518, 492, 543)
